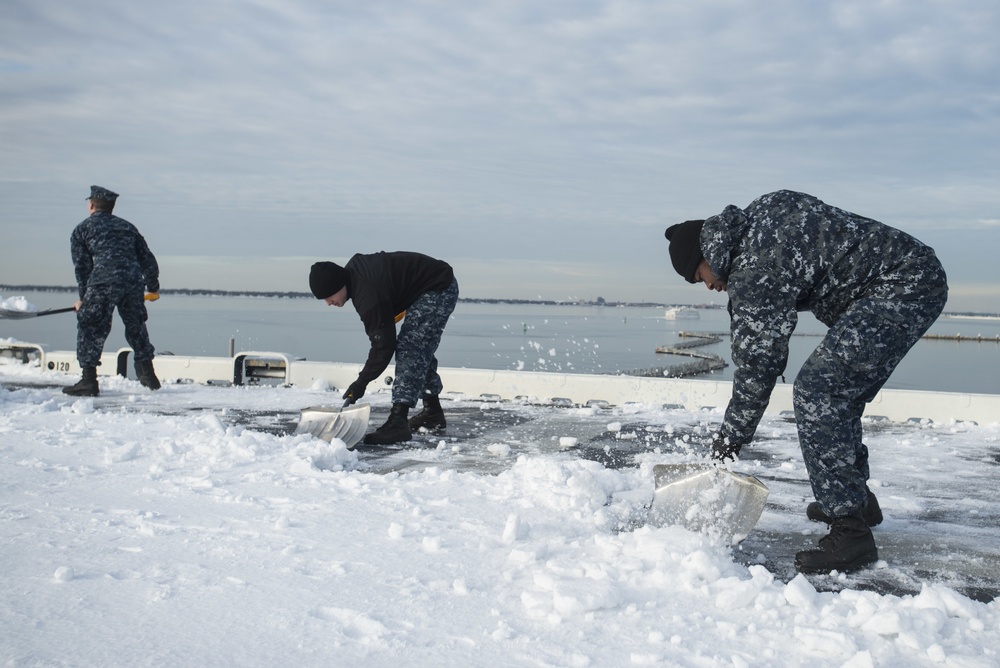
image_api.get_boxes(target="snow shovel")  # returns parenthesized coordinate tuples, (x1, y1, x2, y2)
(294, 402, 371, 449)
(0, 293, 159, 320)
(649, 463, 769, 543)
(0, 306, 76, 320)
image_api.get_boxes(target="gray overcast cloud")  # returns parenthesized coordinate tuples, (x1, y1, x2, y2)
(1, 0, 998, 309)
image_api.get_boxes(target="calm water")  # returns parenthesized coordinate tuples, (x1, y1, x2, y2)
(4, 291, 999, 395)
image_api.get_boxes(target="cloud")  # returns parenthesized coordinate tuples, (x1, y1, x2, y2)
(1, 0, 998, 310)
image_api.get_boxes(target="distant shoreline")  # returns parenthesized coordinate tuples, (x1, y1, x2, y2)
(0, 283, 723, 310)
(2, 284, 997, 318)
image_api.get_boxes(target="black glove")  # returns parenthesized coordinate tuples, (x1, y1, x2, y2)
(342, 380, 366, 406)
(711, 434, 742, 463)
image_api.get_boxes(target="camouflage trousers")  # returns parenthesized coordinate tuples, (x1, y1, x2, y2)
(76, 283, 155, 368)
(794, 257, 947, 518)
(393, 278, 459, 406)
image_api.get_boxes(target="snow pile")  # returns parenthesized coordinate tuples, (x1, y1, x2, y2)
(0, 294, 38, 312)
(1, 366, 998, 667)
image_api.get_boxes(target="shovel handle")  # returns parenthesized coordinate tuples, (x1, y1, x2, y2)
(0, 305, 78, 319)
(3, 294, 157, 320)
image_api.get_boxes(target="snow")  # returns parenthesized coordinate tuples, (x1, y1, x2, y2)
(0, 294, 39, 313)
(2, 360, 999, 667)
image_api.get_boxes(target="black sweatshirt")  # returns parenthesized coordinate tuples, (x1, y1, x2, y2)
(345, 251, 454, 385)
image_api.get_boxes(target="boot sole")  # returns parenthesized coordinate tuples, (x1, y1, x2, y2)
(63, 387, 99, 397)
(409, 423, 446, 433)
(794, 548, 879, 574)
(408, 414, 446, 431)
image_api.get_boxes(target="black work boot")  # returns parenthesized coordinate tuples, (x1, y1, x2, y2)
(795, 514, 879, 574)
(807, 486, 883, 527)
(363, 403, 413, 445)
(409, 394, 446, 432)
(63, 367, 99, 397)
(135, 360, 161, 390)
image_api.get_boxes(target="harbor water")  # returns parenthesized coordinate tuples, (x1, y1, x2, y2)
(3, 290, 999, 395)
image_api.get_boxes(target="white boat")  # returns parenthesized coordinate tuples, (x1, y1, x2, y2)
(664, 307, 699, 320)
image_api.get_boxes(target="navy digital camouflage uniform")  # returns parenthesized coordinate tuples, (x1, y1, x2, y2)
(71, 207, 159, 368)
(345, 251, 458, 406)
(702, 191, 948, 518)
(392, 279, 459, 404)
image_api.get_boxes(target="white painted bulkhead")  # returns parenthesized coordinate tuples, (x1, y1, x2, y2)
(12, 343, 997, 426)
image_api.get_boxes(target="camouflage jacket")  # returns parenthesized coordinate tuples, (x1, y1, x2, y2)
(700, 190, 947, 447)
(71, 212, 159, 298)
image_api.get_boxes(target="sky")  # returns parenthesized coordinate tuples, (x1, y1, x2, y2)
(1, 0, 998, 310)
(2, 360, 999, 666)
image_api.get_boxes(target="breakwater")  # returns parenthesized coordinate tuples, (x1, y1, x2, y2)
(625, 331, 728, 378)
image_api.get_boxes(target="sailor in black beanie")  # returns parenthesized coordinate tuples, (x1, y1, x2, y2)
(309, 262, 349, 303)
(662, 190, 948, 577)
(309, 251, 458, 445)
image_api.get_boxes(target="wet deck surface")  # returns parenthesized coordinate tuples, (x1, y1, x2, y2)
(332, 404, 1000, 602)
(249, 401, 999, 603)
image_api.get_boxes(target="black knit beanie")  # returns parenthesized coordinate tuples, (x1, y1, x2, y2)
(664, 220, 705, 284)
(309, 261, 348, 299)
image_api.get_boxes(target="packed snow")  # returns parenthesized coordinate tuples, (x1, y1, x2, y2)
(2, 358, 999, 667)
(0, 294, 39, 313)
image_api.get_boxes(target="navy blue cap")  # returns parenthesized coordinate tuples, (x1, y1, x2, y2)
(87, 185, 119, 202)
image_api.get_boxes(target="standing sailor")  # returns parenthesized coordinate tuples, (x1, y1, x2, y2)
(64, 186, 161, 396)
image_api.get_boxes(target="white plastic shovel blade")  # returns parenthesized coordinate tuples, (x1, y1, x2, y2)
(650, 463, 769, 543)
(294, 403, 371, 449)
